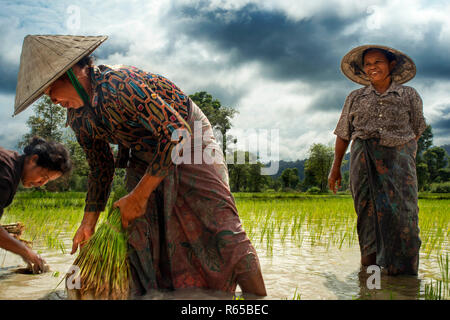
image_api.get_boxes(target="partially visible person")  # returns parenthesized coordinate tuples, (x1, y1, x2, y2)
(329, 45, 426, 275)
(0, 137, 72, 273)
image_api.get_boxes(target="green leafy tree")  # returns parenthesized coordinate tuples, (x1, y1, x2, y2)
(304, 143, 334, 193)
(280, 168, 300, 190)
(301, 166, 316, 192)
(280, 168, 291, 189)
(417, 125, 433, 162)
(248, 161, 268, 192)
(18, 96, 66, 148)
(416, 162, 430, 191)
(271, 177, 282, 191)
(423, 146, 448, 182)
(63, 132, 90, 191)
(437, 168, 450, 182)
(289, 168, 300, 189)
(18, 96, 68, 191)
(189, 91, 237, 154)
(228, 151, 250, 192)
(227, 151, 268, 192)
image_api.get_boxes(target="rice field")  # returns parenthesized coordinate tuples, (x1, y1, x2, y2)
(0, 191, 448, 300)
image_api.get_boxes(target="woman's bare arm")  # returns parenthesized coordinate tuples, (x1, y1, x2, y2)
(328, 136, 350, 193)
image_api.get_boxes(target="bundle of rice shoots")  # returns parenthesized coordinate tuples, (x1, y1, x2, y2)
(67, 191, 130, 300)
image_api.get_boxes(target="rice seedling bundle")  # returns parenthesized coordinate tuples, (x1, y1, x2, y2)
(67, 197, 130, 300)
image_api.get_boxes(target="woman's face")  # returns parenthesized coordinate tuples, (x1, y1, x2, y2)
(43, 76, 83, 109)
(363, 50, 396, 84)
(21, 155, 62, 188)
(43, 65, 88, 109)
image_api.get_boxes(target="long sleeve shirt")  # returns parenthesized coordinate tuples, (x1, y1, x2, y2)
(0, 147, 24, 219)
(67, 65, 191, 212)
(334, 81, 427, 147)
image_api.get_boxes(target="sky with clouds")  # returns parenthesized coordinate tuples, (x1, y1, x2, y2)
(0, 0, 449, 160)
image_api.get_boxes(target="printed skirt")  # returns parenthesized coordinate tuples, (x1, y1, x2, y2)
(125, 100, 261, 295)
(350, 138, 421, 275)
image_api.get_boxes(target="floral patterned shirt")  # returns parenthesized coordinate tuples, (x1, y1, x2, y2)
(334, 81, 427, 147)
(67, 65, 191, 212)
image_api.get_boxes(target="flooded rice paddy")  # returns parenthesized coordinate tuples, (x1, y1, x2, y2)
(0, 192, 448, 300)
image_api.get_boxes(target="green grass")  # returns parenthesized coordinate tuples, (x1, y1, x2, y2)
(234, 194, 449, 259)
(423, 253, 449, 300)
(3, 191, 448, 258)
(1, 191, 449, 299)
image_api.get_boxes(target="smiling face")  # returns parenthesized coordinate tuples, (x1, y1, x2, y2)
(362, 49, 396, 85)
(21, 155, 62, 188)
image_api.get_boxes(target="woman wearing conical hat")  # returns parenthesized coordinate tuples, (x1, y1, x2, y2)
(14, 35, 266, 296)
(328, 45, 427, 275)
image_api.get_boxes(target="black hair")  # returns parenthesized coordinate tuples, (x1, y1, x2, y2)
(23, 137, 72, 175)
(54, 55, 95, 84)
(362, 48, 397, 65)
(75, 55, 96, 68)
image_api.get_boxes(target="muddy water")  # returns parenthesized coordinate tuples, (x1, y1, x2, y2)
(0, 235, 74, 300)
(0, 231, 445, 300)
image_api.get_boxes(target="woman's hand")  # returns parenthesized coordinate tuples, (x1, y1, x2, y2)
(21, 248, 48, 274)
(113, 174, 165, 228)
(71, 223, 95, 254)
(114, 192, 148, 229)
(328, 137, 350, 194)
(0, 226, 47, 273)
(328, 166, 342, 194)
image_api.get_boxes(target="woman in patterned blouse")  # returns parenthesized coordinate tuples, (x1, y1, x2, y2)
(328, 45, 427, 275)
(42, 54, 267, 297)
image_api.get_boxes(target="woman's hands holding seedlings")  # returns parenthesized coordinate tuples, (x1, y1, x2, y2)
(71, 212, 99, 254)
(113, 191, 147, 229)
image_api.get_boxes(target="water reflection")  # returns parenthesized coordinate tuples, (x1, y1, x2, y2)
(0, 237, 439, 300)
(322, 270, 360, 300)
(356, 266, 421, 300)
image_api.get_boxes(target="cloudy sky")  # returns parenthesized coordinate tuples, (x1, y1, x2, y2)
(1, 0, 449, 160)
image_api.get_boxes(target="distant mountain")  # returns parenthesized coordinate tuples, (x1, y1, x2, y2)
(267, 159, 306, 180)
(441, 144, 450, 156)
(265, 144, 448, 181)
(265, 153, 350, 179)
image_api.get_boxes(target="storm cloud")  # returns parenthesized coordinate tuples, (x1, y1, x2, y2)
(0, 0, 449, 159)
(170, 3, 361, 83)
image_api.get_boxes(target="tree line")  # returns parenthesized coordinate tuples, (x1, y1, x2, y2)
(16, 92, 450, 194)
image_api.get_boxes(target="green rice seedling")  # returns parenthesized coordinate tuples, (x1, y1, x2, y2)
(422, 253, 449, 300)
(292, 287, 302, 300)
(67, 189, 130, 300)
(424, 279, 443, 300)
(438, 253, 449, 298)
(235, 194, 448, 262)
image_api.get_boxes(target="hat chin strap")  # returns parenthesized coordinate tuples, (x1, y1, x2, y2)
(66, 68, 91, 107)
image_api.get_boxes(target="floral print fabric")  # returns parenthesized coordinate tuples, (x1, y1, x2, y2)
(334, 82, 427, 147)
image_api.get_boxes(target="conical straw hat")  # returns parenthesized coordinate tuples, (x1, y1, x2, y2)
(14, 35, 108, 115)
(340, 44, 416, 86)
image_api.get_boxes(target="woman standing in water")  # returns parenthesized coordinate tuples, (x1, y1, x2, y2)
(329, 45, 426, 275)
(13, 35, 266, 296)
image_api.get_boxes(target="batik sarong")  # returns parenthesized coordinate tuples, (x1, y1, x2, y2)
(125, 100, 261, 295)
(350, 138, 421, 275)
